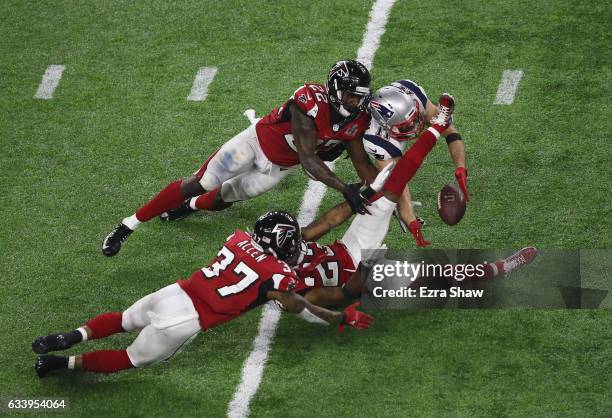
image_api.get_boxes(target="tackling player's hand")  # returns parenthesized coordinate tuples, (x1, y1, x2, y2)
(408, 219, 430, 247)
(454, 167, 469, 202)
(342, 183, 371, 215)
(339, 302, 373, 333)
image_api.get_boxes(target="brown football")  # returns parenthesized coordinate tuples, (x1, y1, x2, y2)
(437, 183, 466, 225)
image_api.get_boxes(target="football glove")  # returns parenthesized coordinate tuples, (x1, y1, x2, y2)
(342, 183, 371, 215)
(408, 219, 430, 247)
(339, 302, 373, 333)
(454, 167, 469, 202)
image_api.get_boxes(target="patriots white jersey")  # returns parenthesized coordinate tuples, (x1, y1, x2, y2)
(364, 79, 429, 161)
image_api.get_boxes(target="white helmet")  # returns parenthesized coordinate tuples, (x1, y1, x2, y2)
(369, 86, 424, 140)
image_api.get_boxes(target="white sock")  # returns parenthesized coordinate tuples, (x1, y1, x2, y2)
(77, 327, 88, 342)
(489, 262, 499, 277)
(188, 197, 199, 210)
(68, 356, 76, 370)
(122, 214, 141, 230)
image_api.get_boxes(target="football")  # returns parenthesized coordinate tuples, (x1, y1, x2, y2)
(437, 183, 466, 225)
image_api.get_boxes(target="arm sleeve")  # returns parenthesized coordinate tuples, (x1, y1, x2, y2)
(291, 85, 319, 119)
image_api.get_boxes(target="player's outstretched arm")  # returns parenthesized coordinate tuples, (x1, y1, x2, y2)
(290, 104, 370, 215)
(303, 286, 350, 308)
(345, 139, 378, 185)
(301, 201, 353, 242)
(448, 138, 469, 201)
(267, 290, 372, 330)
(290, 104, 346, 192)
(425, 99, 468, 201)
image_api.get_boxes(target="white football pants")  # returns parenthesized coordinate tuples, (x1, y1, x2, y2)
(340, 164, 397, 266)
(122, 283, 200, 367)
(199, 124, 293, 203)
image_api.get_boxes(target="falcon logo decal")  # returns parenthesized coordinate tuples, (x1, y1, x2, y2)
(330, 61, 350, 78)
(272, 224, 297, 247)
(298, 93, 308, 104)
(370, 100, 395, 121)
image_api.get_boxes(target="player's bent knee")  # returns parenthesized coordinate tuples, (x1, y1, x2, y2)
(200, 171, 222, 192)
(126, 313, 200, 368)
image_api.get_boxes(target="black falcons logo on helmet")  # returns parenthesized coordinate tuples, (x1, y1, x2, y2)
(271, 224, 297, 247)
(331, 61, 350, 78)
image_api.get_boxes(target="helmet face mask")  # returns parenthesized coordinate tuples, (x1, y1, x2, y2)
(327, 60, 371, 118)
(252, 211, 301, 263)
(369, 86, 424, 141)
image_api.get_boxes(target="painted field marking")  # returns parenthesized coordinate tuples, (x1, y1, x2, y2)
(227, 1, 397, 417)
(187, 67, 218, 101)
(494, 70, 524, 104)
(34, 65, 65, 99)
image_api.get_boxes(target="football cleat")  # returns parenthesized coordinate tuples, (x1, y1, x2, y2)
(102, 223, 133, 257)
(32, 333, 76, 354)
(429, 93, 455, 131)
(159, 202, 197, 222)
(502, 247, 538, 276)
(35, 355, 68, 378)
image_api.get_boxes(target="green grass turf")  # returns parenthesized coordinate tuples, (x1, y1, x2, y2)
(0, 0, 610, 416)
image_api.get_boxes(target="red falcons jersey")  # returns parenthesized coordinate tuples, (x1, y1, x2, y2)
(293, 241, 356, 293)
(178, 229, 298, 330)
(256, 83, 371, 167)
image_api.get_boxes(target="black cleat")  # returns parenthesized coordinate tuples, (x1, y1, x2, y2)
(35, 355, 68, 378)
(159, 202, 197, 222)
(32, 332, 79, 354)
(102, 222, 133, 257)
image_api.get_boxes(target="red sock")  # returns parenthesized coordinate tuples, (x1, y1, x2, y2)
(82, 350, 134, 373)
(383, 128, 439, 197)
(135, 180, 186, 222)
(193, 187, 223, 211)
(85, 312, 125, 339)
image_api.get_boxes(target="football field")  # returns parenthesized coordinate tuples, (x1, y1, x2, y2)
(1, 0, 610, 416)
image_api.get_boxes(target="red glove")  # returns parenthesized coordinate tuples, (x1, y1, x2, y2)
(408, 220, 430, 247)
(455, 167, 469, 202)
(338, 302, 373, 333)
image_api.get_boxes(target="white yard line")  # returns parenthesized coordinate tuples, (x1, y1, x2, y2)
(494, 70, 524, 104)
(226, 1, 396, 417)
(187, 67, 218, 101)
(34, 65, 65, 99)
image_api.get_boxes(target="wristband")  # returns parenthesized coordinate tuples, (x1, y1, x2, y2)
(445, 133, 463, 144)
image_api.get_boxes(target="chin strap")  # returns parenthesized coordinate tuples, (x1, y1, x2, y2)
(338, 104, 351, 117)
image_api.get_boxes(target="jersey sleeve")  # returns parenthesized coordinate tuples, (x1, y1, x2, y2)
(291, 85, 320, 119)
(261, 260, 299, 293)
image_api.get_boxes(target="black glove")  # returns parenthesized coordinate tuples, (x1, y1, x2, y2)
(342, 183, 371, 215)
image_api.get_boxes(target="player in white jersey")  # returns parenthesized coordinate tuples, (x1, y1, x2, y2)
(364, 79, 469, 247)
